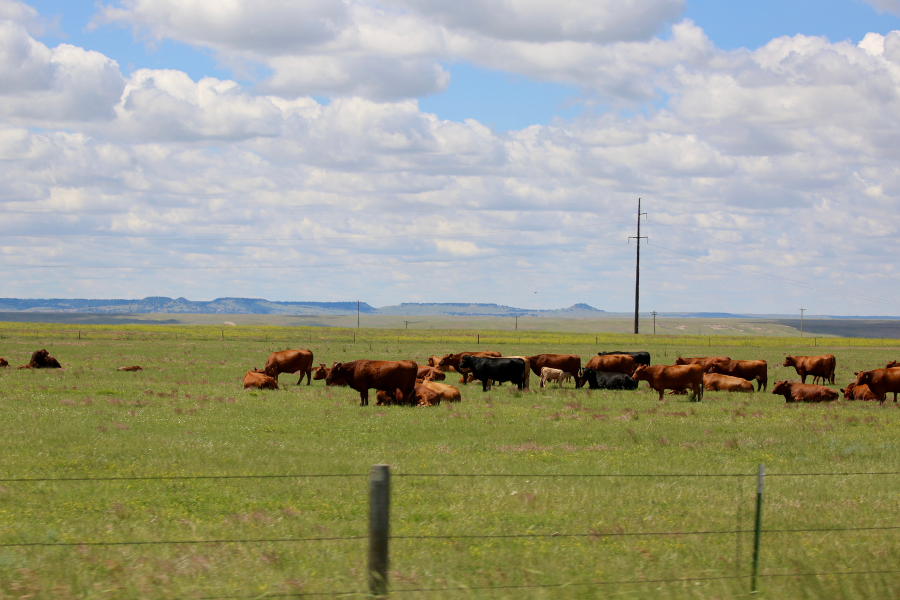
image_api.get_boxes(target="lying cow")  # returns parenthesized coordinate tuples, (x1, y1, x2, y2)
(886, 360, 897, 369)
(597, 350, 650, 366)
(633, 364, 705, 401)
(417, 366, 446, 381)
(771, 380, 838, 403)
(703, 373, 754, 393)
(707, 360, 768, 391)
(420, 381, 461, 402)
(527, 354, 582, 387)
(539, 367, 571, 388)
(841, 382, 880, 401)
(265, 349, 314, 385)
(327, 360, 417, 406)
(23, 349, 62, 369)
(427, 355, 450, 370)
(855, 368, 900, 403)
(675, 356, 731, 371)
(581, 368, 638, 390)
(244, 369, 279, 390)
(377, 383, 443, 406)
(116, 365, 142, 372)
(783, 355, 836, 385)
(437, 351, 501, 384)
(0, 358, 8, 367)
(459, 355, 526, 391)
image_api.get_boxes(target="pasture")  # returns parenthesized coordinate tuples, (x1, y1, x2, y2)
(0, 324, 898, 599)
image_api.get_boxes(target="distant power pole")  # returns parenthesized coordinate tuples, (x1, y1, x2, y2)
(358, 300, 360, 329)
(652, 311, 658, 335)
(629, 198, 648, 335)
(404, 320, 410, 330)
(799, 307, 805, 337)
(515, 315, 518, 331)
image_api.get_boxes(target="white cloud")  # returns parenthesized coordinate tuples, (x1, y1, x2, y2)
(860, 0, 900, 15)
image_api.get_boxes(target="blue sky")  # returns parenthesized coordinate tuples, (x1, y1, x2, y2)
(29, 0, 900, 130)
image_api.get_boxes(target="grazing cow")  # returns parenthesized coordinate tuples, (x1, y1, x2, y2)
(581, 354, 635, 383)
(417, 366, 446, 381)
(539, 367, 569, 388)
(26, 349, 62, 369)
(841, 382, 880, 401)
(264, 349, 314, 385)
(703, 373, 754, 393)
(420, 381, 462, 402)
(855, 368, 900, 403)
(675, 356, 731, 371)
(597, 350, 651, 366)
(783, 355, 836, 385)
(327, 360, 418, 406)
(771, 380, 838, 403)
(244, 369, 279, 390)
(527, 354, 582, 387)
(116, 366, 142, 372)
(0, 358, 8, 367)
(437, 351, 502, 384)
(707, 360, 768, 391)
(581, 368, 638, 390)
(459, 355, 527, 391)
(633, 364, 705, 401)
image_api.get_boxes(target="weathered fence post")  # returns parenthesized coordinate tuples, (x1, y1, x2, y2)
(751, 463, 764, 593)
(477, 334, 480, 344)
(369, 464, 390, 597)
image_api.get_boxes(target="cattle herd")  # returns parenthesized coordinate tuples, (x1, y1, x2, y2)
(3, 347, 898, 408)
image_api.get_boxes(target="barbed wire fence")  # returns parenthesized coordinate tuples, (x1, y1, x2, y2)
(2, 467, 899, 597)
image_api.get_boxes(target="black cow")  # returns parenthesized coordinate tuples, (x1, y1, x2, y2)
(582, 368, 639, 390)
(597, 350, 650, 366)
(459, 355, 527, 391)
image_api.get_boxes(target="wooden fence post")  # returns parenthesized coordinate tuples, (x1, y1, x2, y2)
(751, 463, 764, 593)
(369, 464, 390, 597)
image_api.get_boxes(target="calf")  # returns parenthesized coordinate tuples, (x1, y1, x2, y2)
(417, 366, 446, 381)
(855, 368, 900, 403)
(783, 355, 836, 385)
(327, 360, 418, 406)
(264, 349, 314, 385)
(116, 365, 142, 372)
(459, 355, 527, 391)
(244, 369, 279, 390)
(703, 373, 753, 393)
(675, 356, 731, 371)
(841, 382, 880, 401)
(771, 380, 838, 403)
(707, 360, 768, 391)
(539, 367, 569, 388)
(581, 368, 638, 390)
(597, 350, 650, 366)
(633, 364, 705, 401)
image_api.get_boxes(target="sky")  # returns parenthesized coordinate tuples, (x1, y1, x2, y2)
(1, 0, 900, 315)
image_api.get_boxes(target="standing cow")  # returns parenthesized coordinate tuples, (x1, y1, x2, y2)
(580, 355, 635, 386)
(459, 355, 527, 391)
(327, 360, 418, 406)
(707, 360, 768, 391)
(633, 364, 705, 401)
(597, 351, 651, 366)
(783, 355, 836, 385)
(437, 351, 502, 384)
(265, 349, 314, 385)
(675, 356, 731, 371)
(856, 368, 900, 403)
(527, 354, 582, 387)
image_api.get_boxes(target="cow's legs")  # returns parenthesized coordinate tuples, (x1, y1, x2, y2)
(360, 390, 369, 406)
(482, 380, 489, 392)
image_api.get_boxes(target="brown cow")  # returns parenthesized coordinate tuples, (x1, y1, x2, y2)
(437, 351, 501, 384)
(707, 360, 768, 391)
(116, 366, 142, 372)
(0, 358, 8, 367)
(581, 354, 635, 383)
(264, 349, 314, 385)
(771, 380, 838, 403)
(427, 355, 452, 371)
(633, 364, 705, 401)
(417, 366, 446, 381)
(675, 356, 731, 371)
(244, 369, 279, 390)
(377, 383, 442, 406)
(703, 373, 754, 393)
(327, 360, 418, 406)
(856, 368, 900, 403)
(527, 354, 582, 387)
(458, 373, 477, 384)
(783, 355, 836, 385)
(420, 381, 462, 402)
(841, 382, 880, 401)
(25, 349, 62, 369)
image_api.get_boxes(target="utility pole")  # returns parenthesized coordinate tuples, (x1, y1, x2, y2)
(515, 315, 518, 331)
(358, 300, 360, 329)
(651, 311, 657, 335)
(799, 307, 805, 337)
(403, 320, 410, 330)
(629, 198, 648, 335)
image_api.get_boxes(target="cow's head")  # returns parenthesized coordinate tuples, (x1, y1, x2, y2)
(841, 383, 854, 399)
(632, 364, 648, 380)
(782, 356, 796, 368)
(887, 361, 898, 369)
(326, 362, 348, 385)
(771, 380, 790, 397)
(707, 363, 725, 374)
(312, 364, 329, 380)
(264, 363, 278, 377)
(437, 354, 455, 369)
(674, 357, 686, 365)
(856, 371, 873, 386)
(459, 355, 474, 371)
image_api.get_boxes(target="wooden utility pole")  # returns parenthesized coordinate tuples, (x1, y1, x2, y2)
(629, 198, 648, 335)
(358, 300, 360, 329)
(515, 315, 518, 331)
(651, 311, 657, 335)
(799, 307, 805, 337)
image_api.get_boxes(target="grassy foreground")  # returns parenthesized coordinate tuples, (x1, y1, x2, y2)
(0, 325, 898, 599)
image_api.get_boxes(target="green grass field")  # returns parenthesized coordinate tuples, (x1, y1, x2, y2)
(0, 323, 898, 599)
